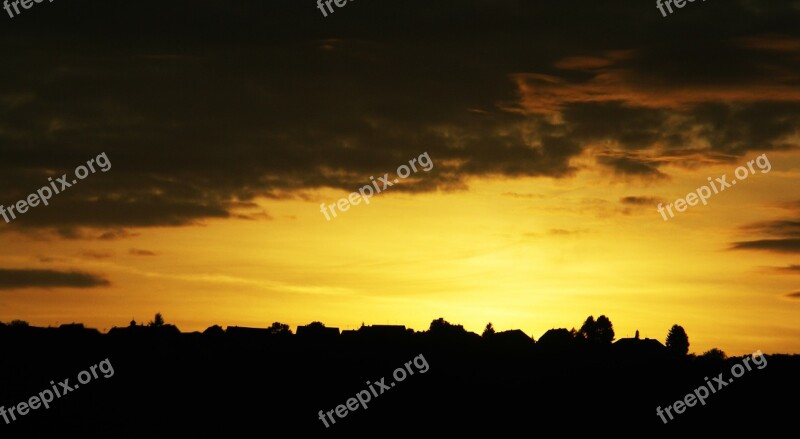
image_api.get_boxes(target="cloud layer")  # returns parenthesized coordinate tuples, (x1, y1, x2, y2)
(0, 0, 798, 236)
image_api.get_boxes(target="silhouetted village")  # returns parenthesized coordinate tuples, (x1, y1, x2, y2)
(0, 315, 797, 436)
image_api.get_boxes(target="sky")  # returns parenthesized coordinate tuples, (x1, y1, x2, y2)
(0, 0, 799, 356)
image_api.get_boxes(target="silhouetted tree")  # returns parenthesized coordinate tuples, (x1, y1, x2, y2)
(427, 318, 470, 339)
(306, 321, 326, 329)
(701, 348, 726, 361)
(429, 318, 450, 332)
(579, 315, 615, 344)
(10, 319, 29, 327)
(148, 313, 165, 327)
(268, 322, 292, 335)
(595, 315, 615, 344)
(665, 324, 689, 355)
(579, 316, 595, 341)
(429, 317, 464, 332)
(482, 322, 495, 337)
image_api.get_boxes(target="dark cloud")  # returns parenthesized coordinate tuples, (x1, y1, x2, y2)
(81, 251, 114, 259)
(598, 155, 667, 180)
(562, 103, 667, 150)
(130, 249, 157, 256)
(8, 197, 230, 238)
(742, 220, 800, 238)
(0, 269, 110, 290)
(620, 196, 663, 206)
(774, 265, 800, 273)
(0, 0, 798, 234)
(690, 103, 800, 155)
(97, 229, 140, 241)
(730, 239, 800, 253)
(733, 218, 800, 253)
(786, 292, 800, 299)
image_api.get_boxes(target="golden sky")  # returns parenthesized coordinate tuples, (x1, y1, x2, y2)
(1, 0, 799, 356)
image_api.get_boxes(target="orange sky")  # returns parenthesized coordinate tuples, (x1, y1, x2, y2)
(1, 1, 799, 357)
(2, 149, 798, 355)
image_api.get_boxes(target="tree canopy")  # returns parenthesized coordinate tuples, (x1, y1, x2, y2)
(148, 313, 165, 327)
(482, 322, 495, 337)
(268, 322, 292, 335)
(666, 324, 690, 355)
(579, 315, 615, 344)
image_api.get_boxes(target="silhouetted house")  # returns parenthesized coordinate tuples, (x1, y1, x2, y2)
(203, 325, 225, 337)
(0, 323, 47, 337)
(536, 328, 579, 353)
(226, 326, 271, 337)
(226, 326, 272, 344)
(340, 329, 358, 340)
(108, 323, 181, 340)
(359, 325, 407, 337)
(493, 329, 535, 347)
(346, 324, 411, 345)
(56, 323, 101, 337)
(50, 323, 100, 344)
(613, 336, 667, 360)
(296, 324, 339, 340)
(109, 325, 147, 337)
(536, 328, 586, 359)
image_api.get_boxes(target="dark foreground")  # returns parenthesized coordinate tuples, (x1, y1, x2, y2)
(0, 324, 796, 437)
